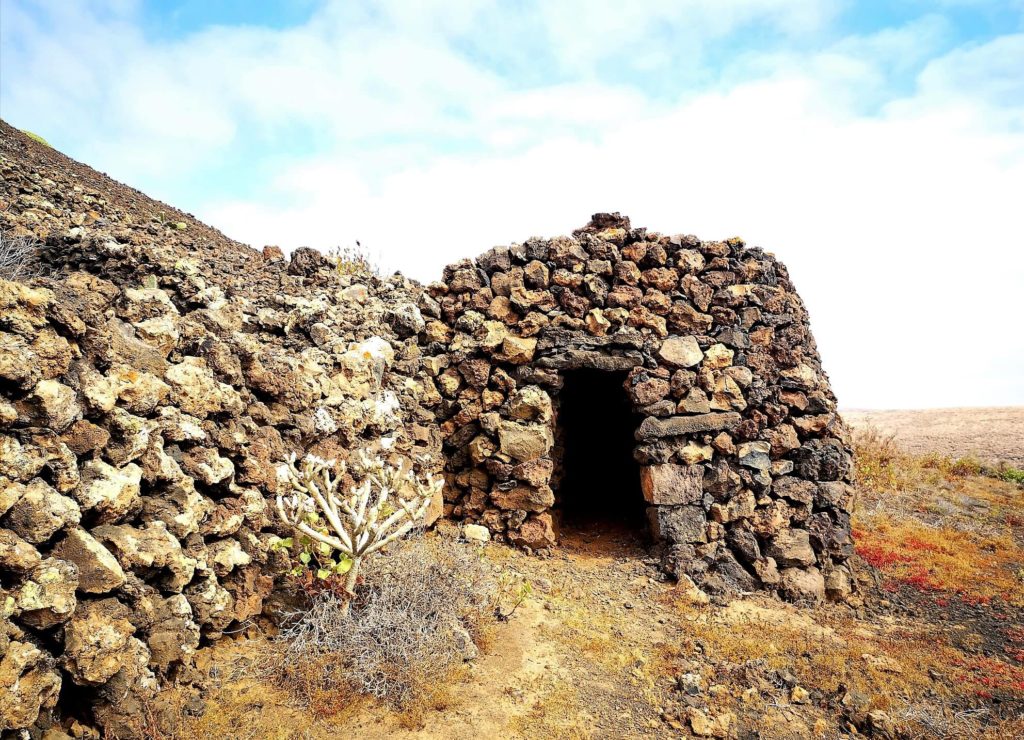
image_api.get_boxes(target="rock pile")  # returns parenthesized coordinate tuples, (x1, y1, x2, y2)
(428, 213, 854, 603)
(0, 122, 442, 734)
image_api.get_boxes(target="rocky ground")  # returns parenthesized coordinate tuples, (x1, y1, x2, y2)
(843, 408, 1024, 468)
(158, 438, 1024, 739)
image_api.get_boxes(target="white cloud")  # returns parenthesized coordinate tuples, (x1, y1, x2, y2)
(2, 1, 1022, 409)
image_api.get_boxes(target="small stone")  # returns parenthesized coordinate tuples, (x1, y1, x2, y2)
(657, 336, 704, 368)
(790, 686, 810, 704)
(702, 343, 734, 369)
(737, 441, 771, 471)
(0, 640, 62, 730)
(497, 336, 537, 364)
(462, 524, 490, 543)
(0, 527, 42, 573)
(491, 484, 554, 512)
(4, 479, 81, 543)
(62, 598, 137, 685)
(17, 380, 82, 431)
(510, 513, 556, 549)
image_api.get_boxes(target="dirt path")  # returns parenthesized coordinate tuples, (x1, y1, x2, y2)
(340, 523, 672, 739)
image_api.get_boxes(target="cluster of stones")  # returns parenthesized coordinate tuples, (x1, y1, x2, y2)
(427, 213, 854, 602)
(0, 137, 442, 733)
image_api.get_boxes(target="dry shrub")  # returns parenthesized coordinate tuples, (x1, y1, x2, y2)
(0, 229, 43, 281)
(276, 535, 497, 712)
(329, 243, 380, 277)
(854, 425, 1019, 494)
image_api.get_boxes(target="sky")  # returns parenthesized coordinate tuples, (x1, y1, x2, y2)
(2, 0, 1022, 410)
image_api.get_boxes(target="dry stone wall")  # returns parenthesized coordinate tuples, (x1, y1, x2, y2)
(0, 124, 442, 734)
(428, 213, 854, 603)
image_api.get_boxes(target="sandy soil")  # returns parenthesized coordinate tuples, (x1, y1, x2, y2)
(843, 407, 1024, 467)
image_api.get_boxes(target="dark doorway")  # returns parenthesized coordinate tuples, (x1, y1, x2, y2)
(555, 370, 646, 531)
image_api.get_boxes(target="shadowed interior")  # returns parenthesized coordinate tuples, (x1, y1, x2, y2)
(555, 370, 647, 530)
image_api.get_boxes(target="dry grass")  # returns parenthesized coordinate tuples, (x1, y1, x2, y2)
(329, 243, 380, 277)
(0, 228, 43, 281)
(852, 426, 1024, 606)
(659, 596, 1024, 738)
(273, 536, 497, 716)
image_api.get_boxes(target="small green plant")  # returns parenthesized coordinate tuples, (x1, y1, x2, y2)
(495, 571, 533, 621)
(999, 468, 1024, 485)
(21, 129, 50, 146)
(151, 211, 187, 231)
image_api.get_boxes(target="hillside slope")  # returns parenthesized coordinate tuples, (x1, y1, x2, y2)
(0, 121, 443, 734)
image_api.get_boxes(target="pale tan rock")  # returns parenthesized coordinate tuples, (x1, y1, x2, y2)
(5, 479, 81, 543)
(164, 356, 243, 418)
(678, 441, 713, 465)
(658, 335, 704, 368)
(0, 640, 62, 731)
(497, 420, 552, 462)
(0, 434, 47, 482)
(181, 446, 235, 486)
(497, 335, 537, 364)
(62, 598, 136, 685)
(779, 566, 825, 603)
(507, 385, 552, 422)
(17, 380, 81, 431)
(703, 343, 734, 369)
(207, 538, 251, 577)
(73, 460, 141, 524)
(0, 528, 42, 573)
(17, 558, 79, 629)
(93, 521, 196, 593)
(109, 364, 170, 414)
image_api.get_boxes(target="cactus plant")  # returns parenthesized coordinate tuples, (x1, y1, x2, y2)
(276, 451, 441, 613)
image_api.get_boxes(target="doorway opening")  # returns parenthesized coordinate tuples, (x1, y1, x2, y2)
(555, 369, 647, 536)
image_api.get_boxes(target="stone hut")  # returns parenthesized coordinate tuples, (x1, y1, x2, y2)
(426, 213, 854, 602)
